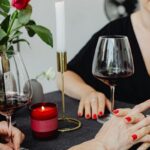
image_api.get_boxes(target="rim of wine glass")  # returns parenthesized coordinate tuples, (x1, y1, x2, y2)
(99, 35, 128, 39)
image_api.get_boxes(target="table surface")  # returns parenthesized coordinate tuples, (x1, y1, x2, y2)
(15, 91, 150, 150)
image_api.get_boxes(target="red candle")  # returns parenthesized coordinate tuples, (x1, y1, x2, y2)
(30, 102, 58, 139)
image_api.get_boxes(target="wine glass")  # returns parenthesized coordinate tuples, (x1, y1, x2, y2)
(92, 35, 134, 124)
(0, 51, 32, 150)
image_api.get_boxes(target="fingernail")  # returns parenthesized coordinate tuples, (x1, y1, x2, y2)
(125, 116, 132, 122)
(132, 134, 138, 141)
(78, 112, 82, 117)
(98, 111, 103, 116)
(113, 109, 119, 114)
(86, 114, 90, 119)
(93, 114, 97, 119)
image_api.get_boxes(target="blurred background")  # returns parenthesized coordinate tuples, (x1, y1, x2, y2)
(20, 0, 138, 93)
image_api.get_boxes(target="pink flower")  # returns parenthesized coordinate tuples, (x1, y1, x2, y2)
(12, 0, 30, 10)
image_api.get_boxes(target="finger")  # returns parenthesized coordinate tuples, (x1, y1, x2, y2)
(78, 101, 84, 117)
(131, 116, 150, 131)
(0, 121, 9, 135)
(139, 134, 150, 143)
(113, 108, 131, 116)
(0, 143, 12, 150)
(12, 126, 25, 150)
(131, 100, 150, 114)
(90, 97, 98, 119)
(84, 100, 91, 119)
(137, 142, 150, 150)
(131, 125, 150, 141)
(124, 113, 145, 124)
(97, 96, 105, 117)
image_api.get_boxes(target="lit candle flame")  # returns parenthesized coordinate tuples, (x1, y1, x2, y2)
(41, 106, 45, 111)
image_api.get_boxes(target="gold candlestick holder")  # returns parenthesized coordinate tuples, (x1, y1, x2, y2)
(57, 51, 81, 132)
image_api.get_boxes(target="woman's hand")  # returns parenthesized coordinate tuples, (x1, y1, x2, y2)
(113, 100, 150, 150)
(0, 121, 25, 150)
(78, 91, 111, 119)
(95, 115, 150, 150)
(69, 100, 150, 150)
(68, 139, 106, 150)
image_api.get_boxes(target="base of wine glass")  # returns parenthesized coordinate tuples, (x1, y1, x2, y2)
(97, 113, 113, 124)
(58, 117, 81, 132)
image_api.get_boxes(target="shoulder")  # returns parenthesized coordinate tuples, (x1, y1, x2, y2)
(92, 16, 131, 39)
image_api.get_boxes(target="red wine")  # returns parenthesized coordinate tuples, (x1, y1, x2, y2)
(94, 70, 133, 85)
(0, 94, 29, 115)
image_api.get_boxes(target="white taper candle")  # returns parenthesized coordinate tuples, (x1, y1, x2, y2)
(55, 0, 66, 52)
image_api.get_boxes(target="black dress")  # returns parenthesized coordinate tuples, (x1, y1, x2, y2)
(68, 16, 150, 104)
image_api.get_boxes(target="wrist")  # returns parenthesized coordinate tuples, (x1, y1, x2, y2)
(91, 139, 107, 150)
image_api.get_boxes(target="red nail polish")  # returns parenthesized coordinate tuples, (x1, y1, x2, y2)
(86, 114, 90, 119)
(93, 114, 97, 119)
(98, 111, 103, 116)
(113, 109, 119, 114)
(125, 116, 132, 122)
(78, 112, 82, 117)
(132, 134, 138, 141)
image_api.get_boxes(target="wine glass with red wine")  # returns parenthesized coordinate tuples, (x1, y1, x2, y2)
(0, 51, 32, 150)
(92, 35, 134, 124)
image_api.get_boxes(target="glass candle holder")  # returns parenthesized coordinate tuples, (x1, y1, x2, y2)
(30, 102, 58, 139)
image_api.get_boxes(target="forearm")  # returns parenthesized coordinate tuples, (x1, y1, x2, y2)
(68, 139, 106, 150)
(57, 71, 96, 100)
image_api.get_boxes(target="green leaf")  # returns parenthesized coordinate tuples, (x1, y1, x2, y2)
(26, 20, 36, 26)
(0, 10, 8, 17)
(18, 5, 32, 25)
(11, 18, 22, 31)
(0, 28, 8, 45)
(27, 25, 53, 47)
(12, 38, 30, 46)
(6, 45, 14, 58)
(7, 10, 18, 35)
(0, 27, 7, 41)
(9, 31, 22, 42)
(0, 36, 9, 45)
(25, 20, 36, 37)
(0, 0, 10, 13)
(1, 15, 10, 32)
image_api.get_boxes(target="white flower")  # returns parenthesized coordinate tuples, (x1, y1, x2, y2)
(44, 67, 56, 80)
(36, 67, 56, 81)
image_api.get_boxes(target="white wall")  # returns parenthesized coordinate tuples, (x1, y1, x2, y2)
(20, 0, 108, 93)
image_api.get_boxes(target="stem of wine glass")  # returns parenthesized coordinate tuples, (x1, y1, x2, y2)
(6, 115, 12, 143)
(110, 85, 115, 113)
(6, 115, 29, 150)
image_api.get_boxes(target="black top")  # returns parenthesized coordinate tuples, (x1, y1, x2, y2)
(68, 16, 150, 104)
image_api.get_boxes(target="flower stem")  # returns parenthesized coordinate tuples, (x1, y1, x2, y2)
(35, 72, 44, 80)
(7, 10, 18, 35)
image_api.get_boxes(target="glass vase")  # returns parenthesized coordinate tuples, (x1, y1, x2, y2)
(0, 50, 32, 150)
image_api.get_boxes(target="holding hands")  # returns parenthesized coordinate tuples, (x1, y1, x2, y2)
(112, 100, 150, 150)
(70, 100, 150, 150)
